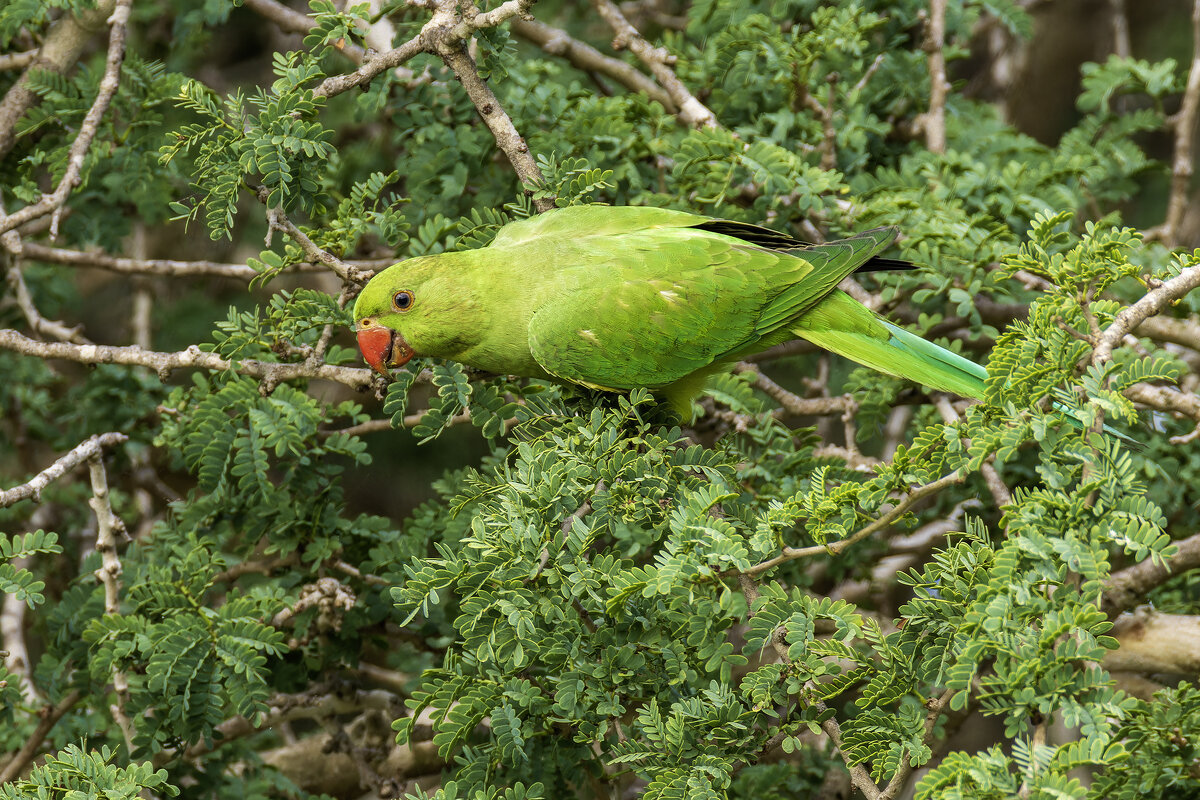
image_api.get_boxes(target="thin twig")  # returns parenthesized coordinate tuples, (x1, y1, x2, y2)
(741, 472, 965, 578)
(331, 560, 391, 587)
(590, 0, 719, 128)
(511, 18, 675, 111)
(18, 242, 391, 280)
(255, 187, 370, 284)
(0, 433, 128, 508)
(88, 454, 135, 751)
(935, 397, 1010, 507)
(740, 570, 882, 797)
(735, 362, 857, 417)
(0, 0, 134, 238)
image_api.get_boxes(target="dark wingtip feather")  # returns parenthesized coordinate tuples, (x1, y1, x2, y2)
(859, 256, 916, 272)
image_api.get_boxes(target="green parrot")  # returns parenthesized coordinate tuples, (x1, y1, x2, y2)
(353, 205, 986, 417)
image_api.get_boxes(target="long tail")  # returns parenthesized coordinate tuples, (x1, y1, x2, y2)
(791, 290, 987, 400)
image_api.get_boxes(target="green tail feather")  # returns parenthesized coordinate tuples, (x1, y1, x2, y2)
(791, 291, 987, 400)
(790, 292, 1140, 448)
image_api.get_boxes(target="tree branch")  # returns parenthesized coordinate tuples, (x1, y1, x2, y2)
(921, 0, 949, 154)
(1151, 0, 1200, 246)
(0, 0, 134, 238)
(0, 432, 128, 508)
(436, 41, 554, 211)
(0, 329, 381, 392)
(511, 18, 675, 110)
(0, 689, 85, 783)
(0, 1, 116, 159)
(17, 242, 392, 281)
(735, 362, 857, 417)
(590, 0, 719, 129)
(741, 472, 965, 578)
(0, 51, 37, 72)
(1093, 262, 1200, 364)
(1103, 530, 1200, 617)
(4, 261, 91, 344)
(87, 454, 135, 751)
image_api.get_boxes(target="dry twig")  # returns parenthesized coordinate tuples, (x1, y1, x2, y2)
(511, 18, 675, 111)
(741, 471, 965, 578)
(0, 433, 128, 508)
(590, 0, 719, 129)
(87, 454, 135, 751)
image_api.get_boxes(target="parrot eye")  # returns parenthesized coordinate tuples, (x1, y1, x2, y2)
(392, 290, 414, 312)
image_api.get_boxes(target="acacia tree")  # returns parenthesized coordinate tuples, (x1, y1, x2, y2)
(2, 1, 1200, 798)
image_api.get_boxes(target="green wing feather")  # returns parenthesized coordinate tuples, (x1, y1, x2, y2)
(527, 233, 783, 390)
(525, 225, 906, 394)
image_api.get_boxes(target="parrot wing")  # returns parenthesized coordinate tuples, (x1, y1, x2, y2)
(525, 227, 898, 391)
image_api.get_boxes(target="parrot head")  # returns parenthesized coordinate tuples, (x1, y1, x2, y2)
(352, 255, 480, 375)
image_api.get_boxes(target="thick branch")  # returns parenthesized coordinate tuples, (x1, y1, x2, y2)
(922, 0, 949, 154)
(1125, 381, 1200, 422)
(185, 686, 402, 759)
(1103, 530, 1200, 617)
(0, 0, 133, 238)
(1093, 262, 1200, 364)
(0, 432, 128, 508)
(0, 329, 379, 391)
(590, 0, 719, 128)
(1104, 610, 1200, 675)
(1156, 0, 1200, 246)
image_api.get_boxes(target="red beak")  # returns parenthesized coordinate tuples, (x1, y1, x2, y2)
(356, 326, 414, 375)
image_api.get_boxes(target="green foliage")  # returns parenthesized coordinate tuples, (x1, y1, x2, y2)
(0, 744, 178, 799)
(0, 529, 62, 607)
(5, 0, 1200, 798)
(1091, 682, 1200, 800)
